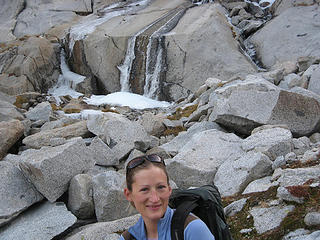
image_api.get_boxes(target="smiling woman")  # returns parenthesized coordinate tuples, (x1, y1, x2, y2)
(120, 154, 215, 240)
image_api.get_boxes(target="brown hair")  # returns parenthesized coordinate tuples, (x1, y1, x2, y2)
(126, 157, 170, 191)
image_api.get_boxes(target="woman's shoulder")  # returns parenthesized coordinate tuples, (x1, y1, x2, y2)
(184, 218, 215, 240)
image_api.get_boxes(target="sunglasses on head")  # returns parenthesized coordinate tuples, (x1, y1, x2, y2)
(126, 154, 165, 170)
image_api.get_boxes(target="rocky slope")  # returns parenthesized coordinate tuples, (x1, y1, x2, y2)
(0, 0, 320, 239)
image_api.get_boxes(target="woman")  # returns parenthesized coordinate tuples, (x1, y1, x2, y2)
(120, 154, 215, 240)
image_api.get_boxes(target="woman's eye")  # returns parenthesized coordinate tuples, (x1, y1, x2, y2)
(158, 185, 166, 189)
(140, 188, 148, 192)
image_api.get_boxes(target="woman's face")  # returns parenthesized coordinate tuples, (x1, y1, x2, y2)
(124, 165, 172, 223)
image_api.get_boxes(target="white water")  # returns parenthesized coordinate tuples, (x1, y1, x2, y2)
(48, 49, 85, 104)
(118, 17, 162, 92)
(118, 34, 138, 92)
(68, 0, 152, 52)
(143, 8, 187, 99)
(144, 39, 163, 100)
(244, 0, 276, 9)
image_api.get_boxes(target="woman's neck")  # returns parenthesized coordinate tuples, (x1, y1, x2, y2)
(144, 219, 159, 239)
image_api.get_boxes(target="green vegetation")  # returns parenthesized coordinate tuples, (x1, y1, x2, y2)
(163, 126, 186, 136)
(167, 104, 198, 120)
(14, 95, 30, 108)
(223, 183, 320, 240)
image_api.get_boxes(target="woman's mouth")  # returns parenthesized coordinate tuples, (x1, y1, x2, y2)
(148, 204, 161, 211)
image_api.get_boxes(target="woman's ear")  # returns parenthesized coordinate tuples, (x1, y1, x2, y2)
(168, 185, 172, 196)
(124, 188, 132, 201)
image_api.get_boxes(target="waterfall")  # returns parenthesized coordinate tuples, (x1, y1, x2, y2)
(119, 2, 192, 100)
(48, 49, 85, 103)
(192, 0, 214, 5)
(143, 36, 164, 100)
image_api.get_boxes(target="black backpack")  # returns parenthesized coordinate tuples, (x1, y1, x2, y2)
(169, 184, 233, 240)
(122, 184, 233, 240)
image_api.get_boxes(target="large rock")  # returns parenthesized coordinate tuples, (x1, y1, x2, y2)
(249, 5, 320, 68)
(0, 161, 43, 227)
(136, 112, 166, 137)
(214, 151, 273, 197)
(0, 99, 24, 122)
(68, 174, 95, 220)
(1, 37, 60, 93)
(25, 101, 52, 122)
(0, 0, 24, 42)
(307, 64, 320, 96)
(0, 74, 34, 95)
(22, 120, 91, 149)
(166, 129, 244, 189)
(92, 171, 132, 221)
(250, 204, 295, 234)
(89, 136, 119, 166)
(272, 167, 320, 187)
(160, 121, 224, 156)
(13, 2, 78, 38)
(209, 76, 320, 137)
(64, 214, 140, 240)
(0, 201, 77, 240)
(241, 126, 293, 160)
(271, 0, 316, 16)
(164, 3, 256, 100)
(19, 137, 95, 202)
(87, 113, 153, 161)
(0, 119, 24, 160)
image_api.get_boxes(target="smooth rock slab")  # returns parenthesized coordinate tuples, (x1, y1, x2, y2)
(250, 205, 295, 234)
(249, 5, 320, 68)
(0, 161, 43, 227)
(0, 201, 77, 240)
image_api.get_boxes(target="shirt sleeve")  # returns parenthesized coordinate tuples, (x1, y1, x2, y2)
(118, 235, 125, 240)
(184, 219, 215, 240)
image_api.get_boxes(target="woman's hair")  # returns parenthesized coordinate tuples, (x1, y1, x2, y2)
(126, 156, 170, 191)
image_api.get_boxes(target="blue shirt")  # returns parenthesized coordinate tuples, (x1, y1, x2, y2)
(119, 206, 215, 240)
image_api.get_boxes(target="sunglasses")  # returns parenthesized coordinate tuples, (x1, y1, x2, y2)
(126, 154, 165, 170)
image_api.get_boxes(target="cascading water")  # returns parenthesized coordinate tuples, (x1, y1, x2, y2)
(50, 0, 153, 103)
(118, 1, 192, 100)
(48, 49, 85, 103)
(50, 0, 214, 105)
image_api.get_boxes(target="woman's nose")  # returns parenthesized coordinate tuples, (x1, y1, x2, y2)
(149, 190, 160, 202)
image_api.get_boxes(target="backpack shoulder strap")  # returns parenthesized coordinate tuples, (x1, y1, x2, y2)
(184, 214, 198, 229)
(122, 230, 135, 240)
(171, 198, 199, 240)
